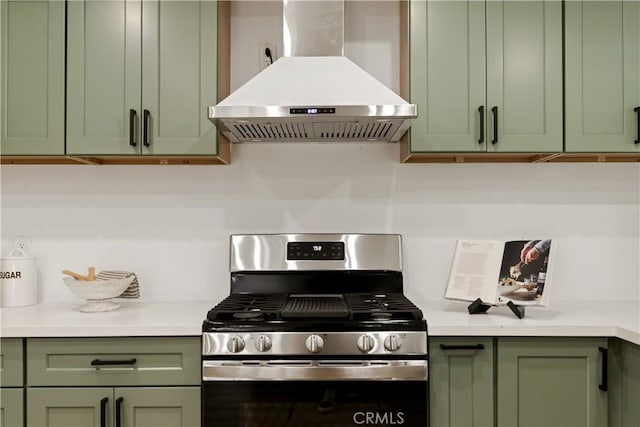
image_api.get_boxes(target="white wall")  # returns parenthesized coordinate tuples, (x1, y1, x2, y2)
(1, 1, 639, 306)
(2, 148, 639, 304)
(231, 1, 400, 93)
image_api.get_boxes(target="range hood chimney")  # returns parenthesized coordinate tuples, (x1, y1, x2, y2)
(208, 0, 417, 143)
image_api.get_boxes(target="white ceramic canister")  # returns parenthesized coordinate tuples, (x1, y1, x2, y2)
(1, 248, 38, 307)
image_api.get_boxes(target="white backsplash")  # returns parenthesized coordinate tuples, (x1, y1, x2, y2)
(2, 143, 639, 304)
(2, 2, 638, 306)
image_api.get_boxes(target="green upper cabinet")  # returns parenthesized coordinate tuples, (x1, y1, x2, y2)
(497, 337, 608, 427)
(408, 0, 562, 154)
(66, 0, 220, 156)
(0, 0, 65, 155)
(565, 1, 640, 153)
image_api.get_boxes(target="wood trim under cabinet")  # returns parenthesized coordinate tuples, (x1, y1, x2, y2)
(215, 0, 232, 165)
(399, 0, 411, 163)
(1, 155, 230, 165)
(401, 152, 640, 163)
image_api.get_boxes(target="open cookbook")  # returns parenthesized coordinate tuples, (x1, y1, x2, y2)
(445, 239, 553, 307)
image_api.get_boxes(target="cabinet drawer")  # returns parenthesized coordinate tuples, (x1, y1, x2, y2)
(27, 337, 200, 386)
(0, 388, 24, 426)
(1, 338, 24, 387)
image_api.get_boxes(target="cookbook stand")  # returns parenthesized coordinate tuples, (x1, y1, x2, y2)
(467, 298, 525, 319)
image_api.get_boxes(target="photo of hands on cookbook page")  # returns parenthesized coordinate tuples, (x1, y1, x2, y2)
(445, 239, 553, 307)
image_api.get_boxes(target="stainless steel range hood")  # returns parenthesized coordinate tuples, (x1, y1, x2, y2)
(208, 1, 417, 143)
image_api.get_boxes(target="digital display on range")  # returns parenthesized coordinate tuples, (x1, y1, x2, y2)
(289, 107, 336, 115)
(287, 242, 345, 260)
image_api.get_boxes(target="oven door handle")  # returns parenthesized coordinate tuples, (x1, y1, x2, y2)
(202, 360, 428, 381)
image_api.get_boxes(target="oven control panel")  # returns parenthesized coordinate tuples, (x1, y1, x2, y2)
(287, 242, 345, 260)
(203, 331, 427, 357)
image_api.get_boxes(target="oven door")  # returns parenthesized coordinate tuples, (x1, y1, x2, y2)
(202, 359, 428, 427)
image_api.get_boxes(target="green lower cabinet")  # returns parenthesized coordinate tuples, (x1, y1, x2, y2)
(27, 387, 110, 427)
(0, 339, 24, 388)
(27, 387, 200, 427)
(117, 387, 200, 427)
(497, 337, 608, 427)
(609, 338, 640, 427)
(0, 388, 24, 427)
(429, 337, 494, 427)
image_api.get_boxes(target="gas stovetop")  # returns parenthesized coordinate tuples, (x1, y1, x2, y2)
(203, 292, 426, 334)
(206, 292, 423, 322)
(203, 234, 427, 357)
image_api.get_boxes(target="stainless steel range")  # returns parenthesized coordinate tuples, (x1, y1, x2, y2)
(202, 234, 428, 427)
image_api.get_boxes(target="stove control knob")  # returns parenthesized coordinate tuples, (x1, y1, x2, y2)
(227, 336, 245, 353)
(384, 334, 402, 352)
(357, 334, 375, 353)
(305, 335, 324, 353)
(254, 335, 272, 352)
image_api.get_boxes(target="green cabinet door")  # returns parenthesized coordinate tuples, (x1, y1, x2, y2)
(141, 1, 219, 155)
(1, 0, 64, 155)
(409, 0, 562, 154)
(27, 388, 112, 427)
(486, 0, 563, 152)
(66, 0, 142, 155)
(497, 337, 608, 427)
(116, 387, 200, 427)
(429, 337, 494, 427)
(0, 388, 24, 427)
(565, 1, 640, 153)
(609, 339, 640, 427)
(409, 0, 487, 152)
(67, 0, 220, 156)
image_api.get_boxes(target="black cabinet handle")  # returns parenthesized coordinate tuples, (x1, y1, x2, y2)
(634, 106, 640, 144)
(598, 347, 608, 391)
(91, 358, 137, 366)
(129, 109, 137, 147)
(143, 109, 150, 147)
(100, 397, 108, 427)
(491, 106, 498, 144)
(440, 344, 485, 351)
(115, 397, 124, 427)
(478, 106, 485, 144)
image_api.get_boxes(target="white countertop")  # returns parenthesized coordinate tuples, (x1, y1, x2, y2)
(416, 300, 640, 345)
(1, 300, 638, 345)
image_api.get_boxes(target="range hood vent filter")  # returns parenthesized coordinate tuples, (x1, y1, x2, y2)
(230, 119, 398, 142)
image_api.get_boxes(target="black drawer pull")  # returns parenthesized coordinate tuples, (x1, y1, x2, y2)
(116, 397, 124, 427)
(634, 106, 639, 144)
(91, 358, 137, 366)
(440, 344, 485, 351)
(478, 105, 485, 144)
(143, 109, 150, 147)
(100, 397, 108, 427)
(129, 109, 137, 147)
(598, 347, 608, 391)
(491, 106, 498, 144)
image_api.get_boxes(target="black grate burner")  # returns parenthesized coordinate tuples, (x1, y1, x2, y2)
(206, 292, 423, 323)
